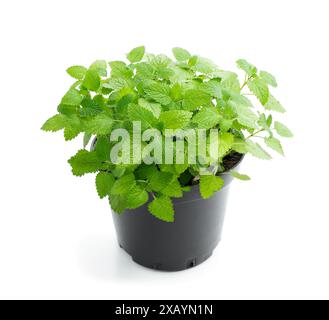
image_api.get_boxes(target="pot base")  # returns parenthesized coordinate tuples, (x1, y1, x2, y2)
(119, 243, 214, 272)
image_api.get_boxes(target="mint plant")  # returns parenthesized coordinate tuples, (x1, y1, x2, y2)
(42, 47, 292, 222)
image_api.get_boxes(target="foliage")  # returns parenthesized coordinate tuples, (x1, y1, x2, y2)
(42, 47, 292, 222)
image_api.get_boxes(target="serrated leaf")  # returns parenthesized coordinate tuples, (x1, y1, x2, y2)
(135, 62, 155, 79)
(85, 114, 114, 135)
(109, 194, 127, 214)
(63, 122, 81, 141)
(236, 59, 257, 76)
(172, 47, 191, 61)
(192, 107, 220, 129)
(264, 95, 286, 113)
(274, 121, 293, 138)
(96, 172, 115, 198)
(82, 69, 100, 91)
(111, 173, 136, 195)
(128, 103, 158, 130)
(246, 140, 272, 160)
(41, 114, 67, 132)
(193, 57, 218, 74)
(247, 78, 269, 105)
(159, 110, 193, 129)
(66, 66, 87, 80)
(234, 104, 258, 129)
(42, 113, 82, 141)
(231, 171, 251, 181)
(68, 150, 106, 176)
(109, 61, 133, 79)
(148, 196, 174, 222)
(138, 98, 161, 118)
(260, 70, 277, 87)
(61, 88, 83, 106)
(126, 186, 149, 209)
(90, 60, 107, 77)
(127, 46, 145, 63)
(200, 175, 224, 199)
(227, 90, 252, 106)
(219, 132, 234, 158)
(182, 89, 211, 111)
(149, 171, 174, 192)
(103, 78, 131, 91)
(265, 137, 284, 155)
(220, 72, 241, 93)
(94, 136, 110, 160)
(162, 178, 183, 198)
(199, 80, 222, 99)
(143, 81, 172, 105)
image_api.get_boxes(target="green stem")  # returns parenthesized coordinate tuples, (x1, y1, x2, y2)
(246, 129, 265, 140)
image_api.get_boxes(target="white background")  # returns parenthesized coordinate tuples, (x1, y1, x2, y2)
(0, 0, 328, 300)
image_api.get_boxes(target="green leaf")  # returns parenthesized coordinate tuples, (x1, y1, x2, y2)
(143, 81, 172, 105)
(103, 78, 131, 91)
(83, 132, 92, 148)
(90, 60, 107, 77)
(231, 171, 251, 181)
(199, 80, 222, 99)
(126, 186, 149, 209)
(96, 172, 115, 198)
(220, 72, 241, 93)
(42, 114, 83, 141)
(138, 98, 161, 118)
(63, 118, 82, 141)
(234, 104, 258, 129)
(41, 114, 67, 132)
(111, 173, 136, 195)
(128, 103, 158, 130)
(172, 47, 191, 61)
(182, 89, 211, 111)
(274, 121, 293, 138)
(127, 46, 145, 63)
(246, 140, 272, 160)
(109, 194, 127, 214)
(159, 110, 193, 129)
(162, 179, 183, 198)
(94, 136, 110, 160)
(148, 196, 175, 222)
(219, 132, 234, 158)
(247, 78, 269, 105)
(85, 114, 114, 135)
(260, 70, 277, 87)
(236, 59, 257, 76)
(66, 66, 87, 80)
(193, 57, 218, 74)
(232, 138, 248, 154)
(265, 137, 284, 155)
(68, 150, 106, 176)
(149, 171, 174, 192)
(82, 69, 100, 91)
(109, 61, 133, 78)
(200, 175, 225, 199)
(192, 107, 220, 129)
(264, 95, 286, 113)
(61, 89, 83, 106)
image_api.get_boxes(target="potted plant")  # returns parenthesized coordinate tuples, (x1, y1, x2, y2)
(42, 46, 292, 271)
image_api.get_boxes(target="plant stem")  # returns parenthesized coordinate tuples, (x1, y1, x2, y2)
(246, 129, 265, 140)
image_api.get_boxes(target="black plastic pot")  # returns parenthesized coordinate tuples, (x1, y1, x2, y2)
(112, 163, 242, 272)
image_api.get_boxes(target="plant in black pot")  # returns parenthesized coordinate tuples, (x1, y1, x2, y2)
(42, 46, 292, 271)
